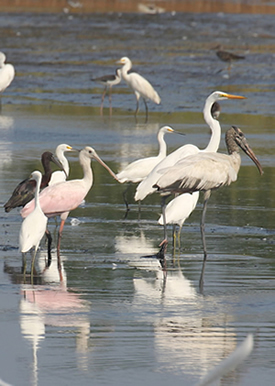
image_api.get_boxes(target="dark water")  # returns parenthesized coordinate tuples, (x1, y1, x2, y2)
(0, 11, 275, 386)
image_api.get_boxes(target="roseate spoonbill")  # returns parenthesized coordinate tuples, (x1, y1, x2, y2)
(116, 126, 183, 217)
(92, 68, 122, 114)
(117, 56, 161, 120)
(49, 144, 76, 186)
(213, 45, 245, 73)
(19, 171, 48, 279)
(21, 146, 119, 260)
(154, 126, 263, 289)
(0, 51, 15, 107)
(4, 151, 64, 212)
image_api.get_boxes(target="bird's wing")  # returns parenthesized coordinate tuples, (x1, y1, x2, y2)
(4, 178, 36, 212)
(127, 72, 160, 103)
(117, 156, 161, 183)
(155, 153, 238, 193)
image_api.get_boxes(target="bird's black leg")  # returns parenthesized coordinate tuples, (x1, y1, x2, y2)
(45, 229, 52, 268)
(123, 183, 131, 219)
(135, 98, 140, 117)
(199, 190, 211, 291)
(161, 195, 169, 243)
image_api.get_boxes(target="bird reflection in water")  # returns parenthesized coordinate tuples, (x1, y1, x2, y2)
(4, 252, 91, 386)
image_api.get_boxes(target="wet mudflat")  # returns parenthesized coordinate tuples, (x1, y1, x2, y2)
(0, 10, 275, 386)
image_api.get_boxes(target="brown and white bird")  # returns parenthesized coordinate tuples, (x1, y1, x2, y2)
(214, 45, 245, 73)
(154, 126, 263, 289)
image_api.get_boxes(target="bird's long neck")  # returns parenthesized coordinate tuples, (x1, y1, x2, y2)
(157, 131, 168, 158)
(34, 174, 42, 210)
(79, 153, 93, 190)
(121, 60, 132, 81)
(203, 99, 221, 153)
(226, 130, 241, 174)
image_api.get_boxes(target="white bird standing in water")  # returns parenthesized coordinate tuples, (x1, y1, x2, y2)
(154, 126, 263, 289)
(49, 144, 76, 186)
(116, 126, 180, 216)
(0, 51, 15, 108)
(92, 68, 122, 114)
(19, 171, 48, 278)
(117, 56, 161, 120)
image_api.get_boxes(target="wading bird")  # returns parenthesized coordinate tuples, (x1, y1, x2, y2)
(92, 68, 122, 115)
(158, 101, 221, 250)
(117, 56, 161, 120)
(49, 144, 76, 186)
(19, 171, 48, 279)
(116, 126, 182, 217)
(154, 126, 263, 290)
(134, 91, 246, 242)
(4, 151, 64, 212)
(0, 51, 15, 107)
(21, 146, 119, 275)
(214, 45, 245, 73)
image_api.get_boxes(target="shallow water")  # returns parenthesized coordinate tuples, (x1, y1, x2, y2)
(0, 11, 275, 386)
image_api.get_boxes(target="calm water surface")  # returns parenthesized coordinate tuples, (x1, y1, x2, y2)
(0, 11, 275, 386)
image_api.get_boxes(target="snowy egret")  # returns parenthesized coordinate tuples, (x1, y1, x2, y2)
(116, 125, 183, 217)
(0, 51, 15, 105)
(19, 171, 48, 279)
(154, 126, 263, 289)
(49, 144, 76, 186)
(92, 68, 122, 114)
(117, 56, 161, 120)
(214, 45, 245, 73)
(21, 146, 119, 262)
(4, 151, 64, 212)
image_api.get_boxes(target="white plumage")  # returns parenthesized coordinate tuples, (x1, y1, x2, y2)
(49, 144, 74, 186)
(0, 51, 15, 94)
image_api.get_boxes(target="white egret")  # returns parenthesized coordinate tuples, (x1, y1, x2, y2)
(154, 126, 263, 289)
(4, 151, 64, 212)
(19, 171, 48, 279)
(117, 56, 161, 120)
(0, 51, 15, 101)
(116, 126, 182, 217)
(135, 91, 246, 203)
(49, 144, 76, 186)
(21, 147, 119, 269)
(92, 68, 122, 114)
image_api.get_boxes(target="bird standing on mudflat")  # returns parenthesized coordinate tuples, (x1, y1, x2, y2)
(154, 126, 263, 290)
(4, 151, 64, 212)
(92, 68, 122, 115)
(19, 171, 48, 280)
(118, 56, 161, 120)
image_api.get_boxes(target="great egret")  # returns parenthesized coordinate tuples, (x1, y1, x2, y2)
(135, 91, 246, 203)
(116, 126, 182, 217)
(19, 171, 48, 279)
(214, 45, 245, 73)
(0, 51, 15, 106)
(21, 146, 119, 269)
(49, 144, 76, 186)
(117, 56, 161, 120)
(154, 126, 263, 289)
(92, 68, 122, 114)
(4, 151, 64, 212)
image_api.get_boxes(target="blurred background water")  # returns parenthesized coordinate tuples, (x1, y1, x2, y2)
(0, 4, 275, 386)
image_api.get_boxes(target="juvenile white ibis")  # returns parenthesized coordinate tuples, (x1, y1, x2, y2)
(0, 51, 15, 107)
(154, 126, 263, 289)
(92, 68, 122, 114)
(116, 126, 182, 217)
(117, 56, 161, 120)
(4, 151, 64, 212)
(21, 146, 119, 271)
(19, 171, 48, 279)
